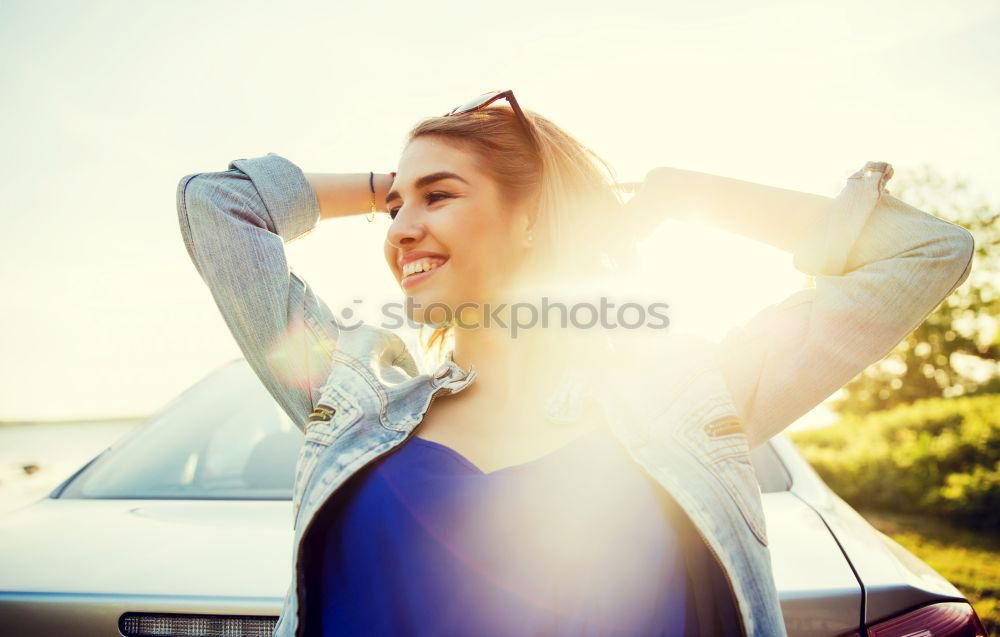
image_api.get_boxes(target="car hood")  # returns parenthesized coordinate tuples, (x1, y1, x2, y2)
(0, 497, 293, 598)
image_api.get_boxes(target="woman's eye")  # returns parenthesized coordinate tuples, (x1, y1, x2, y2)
(388, 192, 450, 220)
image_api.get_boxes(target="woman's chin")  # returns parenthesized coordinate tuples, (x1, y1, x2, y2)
(402, 290, 454, 327)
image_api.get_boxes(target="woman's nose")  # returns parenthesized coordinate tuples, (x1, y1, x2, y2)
(386, 208, 426, 249)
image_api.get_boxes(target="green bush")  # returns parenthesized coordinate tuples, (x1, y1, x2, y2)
(789, 394, 1000, 532)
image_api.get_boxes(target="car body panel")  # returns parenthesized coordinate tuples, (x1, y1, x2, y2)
(817, 495, 967, 625)
(768, 435, 968, 626)
(0, 593, 278, 637)
(763, 492, 861, 636)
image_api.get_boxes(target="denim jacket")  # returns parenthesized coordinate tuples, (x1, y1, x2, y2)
(176, 153, 974, 636)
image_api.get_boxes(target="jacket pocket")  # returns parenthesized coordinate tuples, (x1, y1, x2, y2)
(674, 414, 769, 546)
(306, 382, 363, 442)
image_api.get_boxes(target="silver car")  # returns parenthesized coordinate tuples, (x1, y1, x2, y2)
(0, 360, 987, 636)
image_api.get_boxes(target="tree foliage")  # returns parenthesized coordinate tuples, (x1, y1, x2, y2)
(790, 394, 1000, 531)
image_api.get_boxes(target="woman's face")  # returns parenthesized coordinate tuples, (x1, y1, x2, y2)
(384, 136, 533, 326)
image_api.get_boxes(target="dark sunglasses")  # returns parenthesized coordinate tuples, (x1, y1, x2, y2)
(443, 89, 537, 148)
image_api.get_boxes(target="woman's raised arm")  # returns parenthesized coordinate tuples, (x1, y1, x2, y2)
(628, 162, 975, 448)
(304, 171, 394, 221)
(175, 153, 390, 432)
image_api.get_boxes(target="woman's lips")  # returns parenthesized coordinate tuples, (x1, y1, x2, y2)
(401, 260, 447, 289)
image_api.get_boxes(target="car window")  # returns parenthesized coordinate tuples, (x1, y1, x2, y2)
(58, 362, 303, 500)
(750, 441, 792, 493)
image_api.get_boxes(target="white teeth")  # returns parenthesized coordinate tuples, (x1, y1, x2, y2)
(402, 257, 446, 277)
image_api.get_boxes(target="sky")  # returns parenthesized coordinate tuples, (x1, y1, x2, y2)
(1, 0, 997, 424)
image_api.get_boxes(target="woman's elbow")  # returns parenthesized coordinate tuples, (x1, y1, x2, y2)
(943, 226, 975, 290)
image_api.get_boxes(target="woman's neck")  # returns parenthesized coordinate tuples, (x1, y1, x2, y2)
(444, 269, 617, 410)
(450, 322, 601, 410)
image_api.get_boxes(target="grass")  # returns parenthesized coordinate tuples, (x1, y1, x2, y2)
(859, 509, 999, 636)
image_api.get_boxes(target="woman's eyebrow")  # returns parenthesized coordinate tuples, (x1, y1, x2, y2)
(385, 171, 469, 205)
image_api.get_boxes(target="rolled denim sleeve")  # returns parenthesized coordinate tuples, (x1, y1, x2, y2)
(718, 162, 975, 449)
(176, 152, 341, 433)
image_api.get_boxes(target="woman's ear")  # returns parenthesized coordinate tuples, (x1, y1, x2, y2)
(513, 208, 535, 250)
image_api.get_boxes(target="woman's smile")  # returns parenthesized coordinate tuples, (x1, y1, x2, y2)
(401, 256, 449, 289)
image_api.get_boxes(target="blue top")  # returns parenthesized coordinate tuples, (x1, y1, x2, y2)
(303, 425, 740, 636)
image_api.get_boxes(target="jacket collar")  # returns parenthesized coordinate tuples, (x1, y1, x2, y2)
(332, 322, 719, 436)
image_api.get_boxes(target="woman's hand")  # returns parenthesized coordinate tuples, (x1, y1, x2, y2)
(618, 167, 688, 238)
(613, 180, 644, 194)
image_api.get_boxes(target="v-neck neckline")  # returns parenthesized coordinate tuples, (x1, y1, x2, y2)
(409, 426, 605, 477)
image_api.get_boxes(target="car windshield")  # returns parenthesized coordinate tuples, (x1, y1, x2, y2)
(56, 360, 792, 500)
(58, 361, 302, 500)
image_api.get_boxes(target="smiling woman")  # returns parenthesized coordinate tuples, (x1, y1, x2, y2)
(176, 89, 974, 637)
(380, 104, 643, 362)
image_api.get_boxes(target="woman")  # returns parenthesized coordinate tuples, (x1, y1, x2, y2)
(176, 90, 974, 636)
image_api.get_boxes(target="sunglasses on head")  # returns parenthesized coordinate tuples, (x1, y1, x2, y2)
(443, 89, 537, 148)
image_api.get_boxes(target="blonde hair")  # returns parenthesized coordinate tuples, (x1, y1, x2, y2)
(403, 104, 639, 366)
